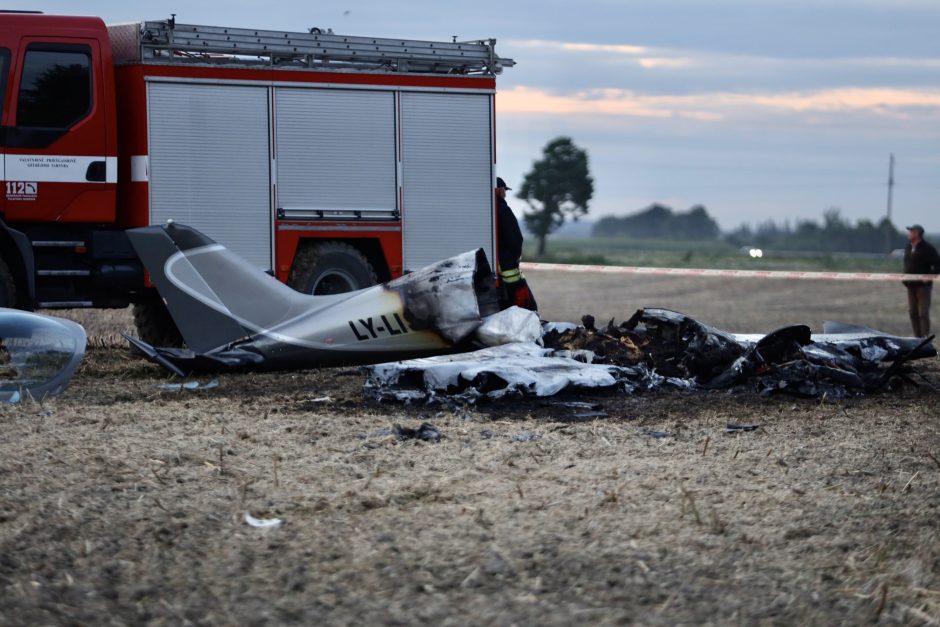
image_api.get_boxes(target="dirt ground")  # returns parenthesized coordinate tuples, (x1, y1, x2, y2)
(2, 272, 939, 625)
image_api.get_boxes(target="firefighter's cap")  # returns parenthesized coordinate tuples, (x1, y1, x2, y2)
(496, 177, 512, 190)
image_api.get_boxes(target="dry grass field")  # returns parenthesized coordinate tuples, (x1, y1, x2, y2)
(2, 271, 939, 625)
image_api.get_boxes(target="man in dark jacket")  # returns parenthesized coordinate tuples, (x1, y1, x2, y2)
(902, 224, 940, 337)
(496, 177, 537, 311)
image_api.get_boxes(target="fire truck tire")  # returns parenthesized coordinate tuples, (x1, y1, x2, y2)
(289, 241, 378, 296)
(0, 258, 15, 308)
(132, 300, 184, 348)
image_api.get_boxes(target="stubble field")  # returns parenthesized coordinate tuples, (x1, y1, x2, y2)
(1, 271, 938, 625)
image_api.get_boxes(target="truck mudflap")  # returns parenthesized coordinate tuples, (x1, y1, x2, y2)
(124, 222, 500, 375)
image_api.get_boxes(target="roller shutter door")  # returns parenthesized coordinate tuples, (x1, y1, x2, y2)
(275, 88, 396, 218)
(401, 92, 494, 271)
(148, 82, 272, 268)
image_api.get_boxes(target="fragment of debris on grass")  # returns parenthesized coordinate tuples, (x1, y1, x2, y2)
(726, 424, 759, 434)
(363, 422, 443, 444)
(392, 422, 442, 443)
(244, 513, 283, 528)
(572, 410, 609, 419)
(297, 396, 333, 411)
(512, 431, 541, 443)
(545, 401, 601, 410)
(641, 429, 675, 439)
(156, 379, 219, 392)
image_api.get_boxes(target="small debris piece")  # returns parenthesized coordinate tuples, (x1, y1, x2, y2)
(157, 379, 219, 391)
(480, 430, 496, 440)
(512, 431, 541, 442)
(641, 428, 675, 439)
(573, 410, 608, 419)
(298, 396, 334, 411)
(392, 422, 442, 443)
(475, 306, 543, 346)
(244, 513, 283, 528)
(726, 423, 759, 434)
(546, 401, 600, 410)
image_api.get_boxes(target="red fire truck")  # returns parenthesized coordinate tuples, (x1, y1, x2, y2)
(0, 12, 513, 343)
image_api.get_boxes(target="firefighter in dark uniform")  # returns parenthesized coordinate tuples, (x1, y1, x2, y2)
(902, 224, 940, 338)
(496, 177, 538, 311)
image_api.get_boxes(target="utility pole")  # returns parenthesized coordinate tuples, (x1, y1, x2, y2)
(885, 153, 895, 253)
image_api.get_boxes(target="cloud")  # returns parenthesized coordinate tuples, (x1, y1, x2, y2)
(636, 57, 695, 69)
(748, 88, 940, 112)
(506, 38, 940, 71)
(498, 85, 940, 122)
(510, 39, 647, 55)
(508, 39, 699, 71)
(560, 42, 648, 55)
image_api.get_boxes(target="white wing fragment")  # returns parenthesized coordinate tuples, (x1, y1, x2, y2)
(244, 513, 283, 528)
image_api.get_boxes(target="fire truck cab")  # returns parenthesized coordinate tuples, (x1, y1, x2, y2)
(0, 12, 512, 344)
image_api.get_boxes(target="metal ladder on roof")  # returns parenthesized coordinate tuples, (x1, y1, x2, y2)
(132, 16, 514, 75)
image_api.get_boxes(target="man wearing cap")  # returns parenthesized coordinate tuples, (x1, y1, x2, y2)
(902, 224, 940, 338)
(496, 177, 538, 311)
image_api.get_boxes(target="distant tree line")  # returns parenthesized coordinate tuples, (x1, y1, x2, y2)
(592, 204, 907, 253)
(592, 203, 720, 240)
(725, 208, 906, 253)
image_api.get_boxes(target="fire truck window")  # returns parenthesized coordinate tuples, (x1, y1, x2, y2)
(16, 47, 91, 129)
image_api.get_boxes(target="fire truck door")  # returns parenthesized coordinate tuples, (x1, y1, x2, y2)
(4, 38, 117, 222)
(0, 46, 10, 216)
(3, 38, 114, 223)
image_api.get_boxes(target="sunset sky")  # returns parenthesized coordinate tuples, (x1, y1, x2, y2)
(20, 0, 940, 229)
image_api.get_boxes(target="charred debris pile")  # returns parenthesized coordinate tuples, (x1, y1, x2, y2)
(365, 308, 937, 403)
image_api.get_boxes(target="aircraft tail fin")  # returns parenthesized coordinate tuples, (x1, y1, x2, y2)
(127, 223, 312, 352)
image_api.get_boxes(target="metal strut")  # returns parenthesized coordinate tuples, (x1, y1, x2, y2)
(113, 18, 514, 75)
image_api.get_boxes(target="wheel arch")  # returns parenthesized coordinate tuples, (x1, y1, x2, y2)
(290, 237, 391, 283)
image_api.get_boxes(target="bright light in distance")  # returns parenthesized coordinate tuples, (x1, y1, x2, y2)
(749, 248, 763, 258)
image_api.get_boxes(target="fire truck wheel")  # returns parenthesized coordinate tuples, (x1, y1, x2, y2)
(132, 300, 185, 348)
(289, 241, 378, 296)
(0, 258, 15, 308)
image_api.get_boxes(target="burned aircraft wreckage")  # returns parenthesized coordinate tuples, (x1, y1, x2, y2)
(366, 311, 936, 402)
(126, 223, 936, 400)
(125, 222, 501, 375)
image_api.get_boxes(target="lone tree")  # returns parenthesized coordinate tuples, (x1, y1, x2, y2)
(518, 137, 594, 257)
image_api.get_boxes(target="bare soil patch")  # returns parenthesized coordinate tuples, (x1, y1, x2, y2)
(2, 274, 938, 625)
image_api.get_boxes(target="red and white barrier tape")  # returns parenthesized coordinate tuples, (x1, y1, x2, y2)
(520, 262, 938, 283)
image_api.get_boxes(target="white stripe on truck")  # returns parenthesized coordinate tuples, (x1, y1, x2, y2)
(3, 154, 117, 184)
